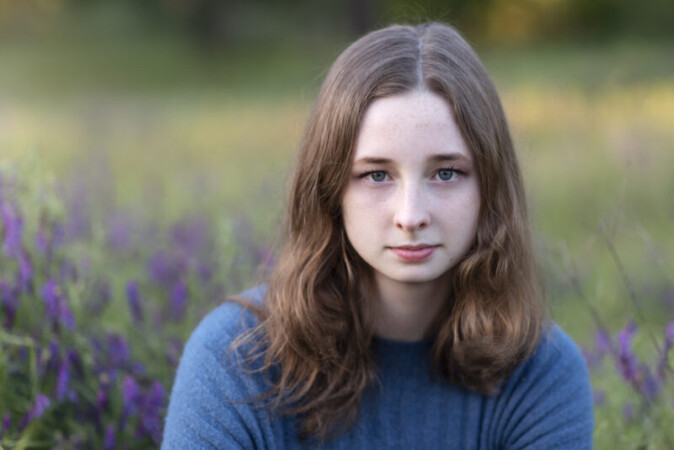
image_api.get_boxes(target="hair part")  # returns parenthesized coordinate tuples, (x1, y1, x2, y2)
(231, 22, 545, 443)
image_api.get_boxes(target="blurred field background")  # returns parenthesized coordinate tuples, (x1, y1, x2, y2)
(1, 0, 673, 448)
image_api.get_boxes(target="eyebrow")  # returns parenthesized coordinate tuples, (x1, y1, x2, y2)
(352, 153, 471, 164)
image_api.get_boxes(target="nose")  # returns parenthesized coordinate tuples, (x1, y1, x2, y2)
(393, 182, 430, 233)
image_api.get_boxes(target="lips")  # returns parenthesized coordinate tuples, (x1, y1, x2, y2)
(389, 245, 438, 263)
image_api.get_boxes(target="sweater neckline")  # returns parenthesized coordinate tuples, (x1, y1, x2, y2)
(372, 335, 433, 360)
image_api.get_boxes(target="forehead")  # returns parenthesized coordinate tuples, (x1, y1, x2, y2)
(353, 90, 472, 162)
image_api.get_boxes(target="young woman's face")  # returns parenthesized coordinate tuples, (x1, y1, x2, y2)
(341, 90, 480, 287)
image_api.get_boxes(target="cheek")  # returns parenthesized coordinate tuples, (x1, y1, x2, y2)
(438, 189, 480, 236)
(342, 190, 385, 247)
(342, 187, 384, 222)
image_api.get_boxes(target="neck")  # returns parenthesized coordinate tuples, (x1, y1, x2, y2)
(371, 272, 452, 342)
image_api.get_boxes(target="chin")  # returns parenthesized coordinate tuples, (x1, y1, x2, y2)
(383, 267, 452, 285)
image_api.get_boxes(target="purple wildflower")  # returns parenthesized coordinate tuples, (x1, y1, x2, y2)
(657, 321, 674, 380)
(60, 300, 74, 331)
(139, 381, 167, 444)
(126, 281, 144, 325)
(663, 321, 674, 351)
(56, 356, 71, 401)
(18, 394, 50, 431)
(1, 201, 23, 257)
(130, 361, 146, 376)
(123, 376, 139, 414)
(147, 381, 166, 410)
(170, 279, 187, 322)
(67, 348, 84, 379)
(97, 390, 107, 410)
(40, 280, 75, 331)
(1, 280, 19, 329)
(39, 341, 61, 380)
(107, 334, 130, 368)
(640, 364, 661, 402)
(616, 321, 640, 384)
(41, 280, 60, 322)
(148, 250, 185, 286)
(1, 412, 10, 435)
(16, 251, 33, 290)
(103, 424, 116, 450)
(171, 217, 210, 254)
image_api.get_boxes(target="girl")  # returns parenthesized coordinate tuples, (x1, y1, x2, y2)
(163, 23, 593, 449)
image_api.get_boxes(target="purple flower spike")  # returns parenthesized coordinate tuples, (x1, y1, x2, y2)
(2, 412, 10, 435)
(123, 376, 139, 414)
(40, 280, 75, 331)
(18, 394, 50, 431)
(640, 365, 661, 402)
(171, 217, 210, 254)
(170, 279, 187, 322)
(147, 381, 166, 410)
(55, 356, 71, 401)
(41, 280, 60, 322)
(97, 390, 108, 410)
(17, 251, 33, 290)
(108, 334, 130, 368)
(666, 322, 674, 345)
(616, 321, 640, 383)
(103, 424, 116, 450)
(1, 201, 23, 257)
(140, 381, 167, 444)
(657, 321, 674, 380)
(1, 280, 19, 330)
(126, 281, 144, 325)
(60, 301, 74, 331)
(148, 250, 185, 286)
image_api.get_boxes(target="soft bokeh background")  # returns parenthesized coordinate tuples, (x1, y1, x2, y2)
(1, 0, 673, 448)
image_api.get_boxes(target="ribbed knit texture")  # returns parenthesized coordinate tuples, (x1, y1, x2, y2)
(162, 287, 593, 449)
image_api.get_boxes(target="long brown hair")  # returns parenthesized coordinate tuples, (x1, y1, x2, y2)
(232, 22, 545, 443)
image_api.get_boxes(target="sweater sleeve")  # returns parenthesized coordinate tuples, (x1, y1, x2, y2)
(161, 301, 270, 450)
(495, 326, 594, 449)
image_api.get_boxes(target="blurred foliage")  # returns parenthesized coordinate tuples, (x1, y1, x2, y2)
(1, 0, 674, 47)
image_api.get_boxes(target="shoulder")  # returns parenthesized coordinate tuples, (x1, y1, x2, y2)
(186, 285, 266, 354)
(527, 324, 588, 378)
(162, 286, 270, 449)
(494, 324, 594, 449)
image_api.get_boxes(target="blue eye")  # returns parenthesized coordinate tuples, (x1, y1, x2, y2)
(369, 171, 387, 182)
(437, 169, 456, 181)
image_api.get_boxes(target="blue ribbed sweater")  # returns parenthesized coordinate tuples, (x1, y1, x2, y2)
(162, 288, 593, 449)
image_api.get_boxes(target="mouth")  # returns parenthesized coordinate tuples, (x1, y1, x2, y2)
(388, 244, 439, 262)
